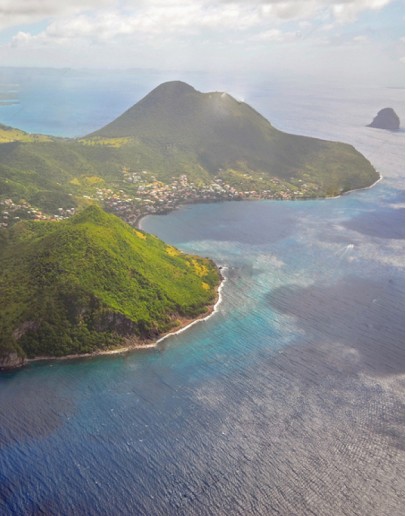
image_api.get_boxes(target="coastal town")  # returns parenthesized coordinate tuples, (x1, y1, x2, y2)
(101, 173, 245, 226)
(0, 168, 318, 229)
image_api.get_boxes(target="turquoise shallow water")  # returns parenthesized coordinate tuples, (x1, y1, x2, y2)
(0, 71, 404, 515)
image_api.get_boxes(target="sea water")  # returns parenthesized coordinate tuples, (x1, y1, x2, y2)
(0, 69, 404, 515)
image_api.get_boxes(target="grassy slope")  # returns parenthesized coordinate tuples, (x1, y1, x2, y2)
(0, 206, 220, 359)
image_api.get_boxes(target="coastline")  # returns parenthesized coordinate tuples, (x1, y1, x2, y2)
(25, 268, 226, 367)
(11, 170, 382, 370)
(343, 172, 383, 195)
(328, 173, 383, 200)
(156, 265, 226, 344)
(137, 174, 384, 229)
(10, 174, 381, 370)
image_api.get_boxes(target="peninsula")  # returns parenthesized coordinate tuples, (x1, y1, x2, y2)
(0, 205, 221, 369)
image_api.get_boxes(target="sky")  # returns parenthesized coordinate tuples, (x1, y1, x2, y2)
(0, 0, 404, 85)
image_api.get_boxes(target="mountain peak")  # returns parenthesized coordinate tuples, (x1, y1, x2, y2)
(88, 80, 205, 139)
(88, 80, 264, 143)
(151, 81, 196, 95)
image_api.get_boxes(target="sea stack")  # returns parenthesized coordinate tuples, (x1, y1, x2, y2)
(367, 108, 400, 131)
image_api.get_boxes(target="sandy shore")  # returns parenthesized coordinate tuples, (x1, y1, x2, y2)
(156, 266, 226, 344)
(26, 269, 226, 366)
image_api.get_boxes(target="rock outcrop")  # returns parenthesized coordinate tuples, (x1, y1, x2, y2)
(367, 108, 400, 131)
(0, 352, 25, 370)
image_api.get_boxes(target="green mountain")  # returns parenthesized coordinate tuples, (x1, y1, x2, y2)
(0, 81, 379, 225)
(89, 80, 379, 191)
(0, 205, 221, 368)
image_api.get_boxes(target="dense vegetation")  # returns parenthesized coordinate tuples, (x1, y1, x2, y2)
(0, 206, 220, 362)
(0, 81, 379, 217)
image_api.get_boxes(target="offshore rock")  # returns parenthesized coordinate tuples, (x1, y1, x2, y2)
(0, 352, 25, 370)
(367, 108, 400, 131)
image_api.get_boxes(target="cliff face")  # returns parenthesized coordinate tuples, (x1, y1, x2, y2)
(0, 352, 25, 370)
(367, 108, 400, 131)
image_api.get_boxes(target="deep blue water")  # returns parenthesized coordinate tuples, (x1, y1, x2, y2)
(0, 69, 404, 515)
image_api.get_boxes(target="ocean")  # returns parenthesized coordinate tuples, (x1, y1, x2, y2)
(0, 68, 404, 515)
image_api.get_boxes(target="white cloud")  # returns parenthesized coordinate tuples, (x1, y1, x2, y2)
(177, 0, 395, 23)
(0, 0, 115, 30)
(321, 23, 335, 31)
(253, 28, 298, 42)
(331, 0, 392, 22)
(353, 34, 368, 42)
(0, 0, 396, 36)
(9, 30, 32, 46)
(0, 0, 402, 83)
(9, 0, 389, 50)
(9, 4, 265, 46)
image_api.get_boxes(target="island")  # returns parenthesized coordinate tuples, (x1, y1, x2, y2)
(0, 81, 379, 229)
(0, 205, 222, 369)
(0, 81, 381, 367)
(367, 107, 400, 131)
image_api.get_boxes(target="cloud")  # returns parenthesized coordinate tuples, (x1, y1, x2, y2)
(331, 0, 393, 22)
(352, 34, 368, 42)
(1, 0, 402, 81)
(1, 0, 396, 37)
(253, 29, 298, 42)
(8, 4, 264, 46)
(8, 0, 391, 50)
(0, 0, 115, 31)
(173, 0, 395, 23)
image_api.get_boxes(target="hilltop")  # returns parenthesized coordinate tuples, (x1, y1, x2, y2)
(0, 81, 379, 227)
(0, 205, 221, 368)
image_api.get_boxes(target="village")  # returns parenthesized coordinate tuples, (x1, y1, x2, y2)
(99, 170, 313, 226)
(101, 174, 244, 226)
(0, 170, 316, 229)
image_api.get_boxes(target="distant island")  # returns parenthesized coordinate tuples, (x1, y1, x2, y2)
(0, 206, 221, 369)
(0, 81, 379, 229)
(367, 107, 400, 131)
